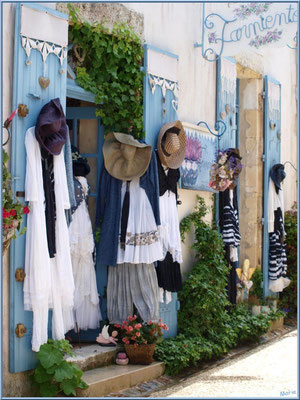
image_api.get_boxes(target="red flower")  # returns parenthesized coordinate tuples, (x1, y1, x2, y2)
(23, 206, 30, 214)
(122, 338, 127, 343)
(148, 320, 153, 325)
(3, 208, 10, 219)
(128, 326, 133, 331)
(114, 324, 121, 328)
(136, 332, 141, 337)
(131, 336, 136, 341)
(9, 209, 16, 217)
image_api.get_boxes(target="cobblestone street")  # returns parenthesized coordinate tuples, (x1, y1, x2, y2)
(151, 330, 298, 398)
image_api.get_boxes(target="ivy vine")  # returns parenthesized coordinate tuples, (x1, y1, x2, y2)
(68, 5, 145, 139)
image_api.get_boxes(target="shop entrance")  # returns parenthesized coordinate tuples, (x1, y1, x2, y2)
(64, 98, 105, 342)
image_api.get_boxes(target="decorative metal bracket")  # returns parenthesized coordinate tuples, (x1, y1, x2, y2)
(287, 35, 297, 50)
(2, 108, 18, 146)
(194, 3, 236, 62)
(197, 120, 226, 140)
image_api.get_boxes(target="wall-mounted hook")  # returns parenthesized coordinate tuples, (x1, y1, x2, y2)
(283, 161, 297, 172)
(27, 93, 41, 100)
(197, 120, 226, 140)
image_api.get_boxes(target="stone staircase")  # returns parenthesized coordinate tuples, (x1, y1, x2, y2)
(65, 344, 165, 397)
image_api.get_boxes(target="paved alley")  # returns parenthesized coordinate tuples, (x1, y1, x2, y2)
(152, 330, 298, 399)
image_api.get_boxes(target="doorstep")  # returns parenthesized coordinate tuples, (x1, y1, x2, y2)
(65, 344, 120, 371)
(77, 361, 165, 397)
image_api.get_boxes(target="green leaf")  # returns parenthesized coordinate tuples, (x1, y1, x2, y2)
(54, 361, 75, 382)
(39, 381, 59, 397)
(78, 379, 89, 389)
(33, 365, 53, 384)
(60, 377, 78, 396)
(36, 343, 62, 369)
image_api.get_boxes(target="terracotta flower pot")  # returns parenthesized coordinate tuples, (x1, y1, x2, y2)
(124, 343, 155, 365)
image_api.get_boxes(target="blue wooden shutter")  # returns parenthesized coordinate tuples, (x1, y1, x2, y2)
(216, 56, 238, 150)
(143, 44, 179, 338)
(262, 76, 281, 298)
(10, 3, 68, 373)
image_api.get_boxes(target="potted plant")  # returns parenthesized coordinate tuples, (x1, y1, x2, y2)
(115, 315, 168, 365)
(260, 299, 271, 315)
(2, 149, 29, 254)
(248, 295, 261, 316)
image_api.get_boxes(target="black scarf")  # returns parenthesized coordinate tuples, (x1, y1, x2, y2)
(41, 148, 56, 258)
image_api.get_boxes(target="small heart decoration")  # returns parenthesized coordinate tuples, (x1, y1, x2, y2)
(39, 76, 50, 89)
(172, 99, 178, 112)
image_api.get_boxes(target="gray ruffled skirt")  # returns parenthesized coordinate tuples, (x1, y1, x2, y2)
(107, 263, 159, 323)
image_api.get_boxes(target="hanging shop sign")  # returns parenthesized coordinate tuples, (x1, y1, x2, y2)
(180, 122, 217, 192)
(195, 2, 298, 61)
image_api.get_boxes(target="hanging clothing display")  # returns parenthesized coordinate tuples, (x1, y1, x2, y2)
(96, 134, 161, 267)
(69, 175, 102, 330)
(155, 152, 183, 299)
(117, 177, 164, 264)
(97, 132, 163, 324)
(268, 165, 290, 292)
(24, 127, 75, 352)
(219, 187, 241, 304)
(107, 263, 159, 324)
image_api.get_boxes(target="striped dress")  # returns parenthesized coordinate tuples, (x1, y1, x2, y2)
(268, 179, 290, 292)
(219, 188, 241, 304)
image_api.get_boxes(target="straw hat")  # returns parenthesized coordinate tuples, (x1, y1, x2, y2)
(103, 132, 152, 181)
(157, 120, 186, 169)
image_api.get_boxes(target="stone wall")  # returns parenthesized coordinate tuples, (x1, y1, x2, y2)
(238, 78, 264, 270)
(56, 2, 144, 39)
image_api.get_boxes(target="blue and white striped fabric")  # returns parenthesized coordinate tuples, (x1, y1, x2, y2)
(221, 190, 241, 248)
(268, 209, 290, 292)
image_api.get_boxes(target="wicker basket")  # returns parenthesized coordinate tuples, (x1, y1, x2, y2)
(2, 227, 16, 255)
(124, 343, 155, 365)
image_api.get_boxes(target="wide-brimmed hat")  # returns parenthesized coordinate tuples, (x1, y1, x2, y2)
(35, 98, 67, 155)
(157, 120, 186, 169)
(103, 132, 152, 181)
(270, 164, 286, 192)
(71, 145, 90, 177)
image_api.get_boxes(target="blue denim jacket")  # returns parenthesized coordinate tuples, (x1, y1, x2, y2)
(95, 150, 161, 266)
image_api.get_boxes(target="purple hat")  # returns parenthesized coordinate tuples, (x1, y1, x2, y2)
(35, 98, 67, 155)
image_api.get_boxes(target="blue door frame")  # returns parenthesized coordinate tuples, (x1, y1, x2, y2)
(10, 2, 68, 373)
(262, 76, 281, 299)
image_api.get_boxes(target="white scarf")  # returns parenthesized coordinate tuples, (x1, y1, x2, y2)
(24, 127, 75, 351)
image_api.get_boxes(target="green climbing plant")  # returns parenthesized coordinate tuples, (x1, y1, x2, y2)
(68, 5, 144, 138)
(30, 339, 88, 397)
(178, 196, 231, 344)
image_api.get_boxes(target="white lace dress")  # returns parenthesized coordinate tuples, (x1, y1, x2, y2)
(159, 190, 183, 264)
(69, 176, 102, 330)
(116, 178, 164, 264)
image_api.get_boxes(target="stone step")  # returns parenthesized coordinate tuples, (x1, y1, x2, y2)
(77, 362, 165, 397)
(66, 344, 120, 371)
